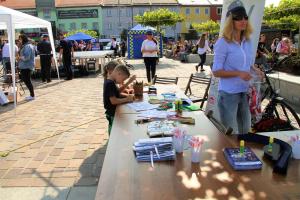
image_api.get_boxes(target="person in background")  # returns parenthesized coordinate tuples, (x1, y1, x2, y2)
(276, 37, 291, 57)
(257, 34, 269, 56)
(120, 40, 126, 57)
(58, 33, 74, 80)
(18, 34, 35, 101)
(103, 64, 134, 134)
(212, 4, 263, 134)
(85, 41, 92, 51)
(110, 37, 118, 56)
(209, 39, 215, 54)
(196, 33, 211, 72)
(1, 39, 18, 74)
(270, 38, 280, 53)
(141, 29, 158, 83)
(37, 34, 52, 83)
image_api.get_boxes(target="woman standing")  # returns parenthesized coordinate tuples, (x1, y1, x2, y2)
(212, 5, 263, 134)
(18, 34, 35, 101)
(141, 30, 158, 83)
(196, 34, 210, 72)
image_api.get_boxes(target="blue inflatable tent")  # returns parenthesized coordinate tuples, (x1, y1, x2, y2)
(127, 24, 163, 59)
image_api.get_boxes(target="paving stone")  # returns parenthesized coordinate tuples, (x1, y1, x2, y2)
(73, 151, 87, 159)
(50, 148, 63, 156)
(2, 168, 23, 179)
(34, 152, 48, 161)
(55, 160, 70, 168)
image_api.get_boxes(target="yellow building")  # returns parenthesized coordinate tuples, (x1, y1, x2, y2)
(178, 0, 211, 34)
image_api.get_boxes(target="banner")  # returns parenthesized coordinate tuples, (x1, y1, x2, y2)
(205, 0, 266, 122)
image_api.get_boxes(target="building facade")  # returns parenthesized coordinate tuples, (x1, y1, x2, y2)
(209, 0, 222, 22)
(101, 0, 180, 39)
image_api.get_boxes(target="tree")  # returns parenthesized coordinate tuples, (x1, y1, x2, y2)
(184, 25, 198, 40)
(64, 29, 98, 38)
(134, 8, 184, 33)
(192, 20, 220, 36)
(264, 0, 300, 31)
(264, 0, 300, 55)
(120, 29, 128, 41)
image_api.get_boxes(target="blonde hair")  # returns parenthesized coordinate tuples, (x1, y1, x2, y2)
(222, 15, 253, 43)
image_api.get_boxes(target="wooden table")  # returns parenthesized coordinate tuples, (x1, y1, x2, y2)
(95, 86, 300, 200)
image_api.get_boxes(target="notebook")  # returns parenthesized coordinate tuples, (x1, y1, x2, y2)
(223, 147, 262, 170)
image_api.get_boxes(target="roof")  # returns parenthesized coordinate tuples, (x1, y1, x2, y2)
(102, 0, 178, 6)
(208, 0, 223, 5)
(130, 24, 156, 32)
(0, 0, 36, 9)
(55, 0, 103, 7)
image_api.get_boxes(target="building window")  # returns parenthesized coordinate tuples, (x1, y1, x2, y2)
(107, 9, 112, 17)
(205, 8, 209, 15)
(81, 23, 88, 29)
(43, 9, 50, 18)
(58, 24, 65, 31)
(92, 22, 98, 30)
(139, 9, 144, 15)
(195, 8, 200, 15)
(217, 7, 222, 15)
(185, 8, 190, 15)
(70, 23, 76, 30)
(107, 23, 112, 30)
(126, 8, 131, 17)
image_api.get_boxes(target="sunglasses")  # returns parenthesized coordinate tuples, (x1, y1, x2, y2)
(232, 15, 248, 21)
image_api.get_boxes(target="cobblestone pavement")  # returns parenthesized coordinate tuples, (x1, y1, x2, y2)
(0, 58, 210, 194)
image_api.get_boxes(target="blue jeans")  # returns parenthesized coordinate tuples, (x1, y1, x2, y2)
(218, 91, 251, 134)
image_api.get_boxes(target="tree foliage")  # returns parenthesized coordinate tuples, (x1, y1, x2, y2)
(134, 8, 184, 33)
(264, 0, 300, 31)
(64, 29, 98, 38)
(192, 20, 220, 35)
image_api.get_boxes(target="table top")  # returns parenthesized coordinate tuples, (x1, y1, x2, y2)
(73, 50, 114, 59)
(95, 111, 300, 200)
(96, 85, 300, 200)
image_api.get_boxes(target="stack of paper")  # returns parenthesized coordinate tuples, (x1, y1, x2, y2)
(133, 137, 175, 162)
(147, 120, 177, 137)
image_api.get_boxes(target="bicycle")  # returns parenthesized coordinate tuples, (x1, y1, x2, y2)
(253, 65, 300, 132)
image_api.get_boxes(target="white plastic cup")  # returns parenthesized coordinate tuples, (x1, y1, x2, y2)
(292, 140, 300, 159)
(191, 146, 202, 163)
(173, 136, 184, 153)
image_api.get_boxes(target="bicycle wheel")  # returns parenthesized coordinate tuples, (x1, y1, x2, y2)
(273, 99, 300, 130)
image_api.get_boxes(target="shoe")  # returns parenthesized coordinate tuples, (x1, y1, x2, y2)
(25, 96, 35, 101)
(195, 65, 199, 72)
(200, 69, 205, 72)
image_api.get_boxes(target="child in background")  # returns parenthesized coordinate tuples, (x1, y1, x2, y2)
(103, 64, 134, 134)
(103, 59, 136, 95)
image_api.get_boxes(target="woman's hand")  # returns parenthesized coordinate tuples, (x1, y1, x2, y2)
(239, 71, 252, 81)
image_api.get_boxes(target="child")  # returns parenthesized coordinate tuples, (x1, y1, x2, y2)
(103, 59, 136, 94)
(103, 64, 134, 134)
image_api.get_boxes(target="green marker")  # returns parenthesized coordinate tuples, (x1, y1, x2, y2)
(268, 137, 274, 153)
(240, 140, 245, 156)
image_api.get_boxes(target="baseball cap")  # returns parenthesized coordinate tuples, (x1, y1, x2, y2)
(226, 0, 247, 17)
(42, 34, 49, 38)
(146, 29, 153, 35)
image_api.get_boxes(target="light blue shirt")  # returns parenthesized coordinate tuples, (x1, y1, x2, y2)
(212, 37, 254, 93)
(18, 43, 35, 70)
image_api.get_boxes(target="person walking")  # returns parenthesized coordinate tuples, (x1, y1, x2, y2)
(196, 34, 210, 72)
(58, 33, 74, 80)
(141, 29, 158, 83)
(120, 40, 126, 57)
(37, 34, 52, 83)
(212, 3, 263, 134)
(18, 34, 35, 101)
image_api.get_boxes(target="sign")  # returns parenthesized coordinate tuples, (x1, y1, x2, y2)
(205, 0, 266, 127)
(58, 9, 98, 19)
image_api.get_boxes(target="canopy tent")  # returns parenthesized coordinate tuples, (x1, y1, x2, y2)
(0, 6, 59, 109)
(66, 32, 94, 41)
(127, 24, 163, 59)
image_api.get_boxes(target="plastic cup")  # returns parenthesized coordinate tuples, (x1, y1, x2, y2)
(191, 146, 202, 163)
(173, 136, 184, 153)
(292, 141, 300, 159)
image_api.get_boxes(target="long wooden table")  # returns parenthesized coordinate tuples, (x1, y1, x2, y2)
(95, 86, 300, 200)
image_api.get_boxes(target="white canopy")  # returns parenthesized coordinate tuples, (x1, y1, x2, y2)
(0, 6, 59, 109)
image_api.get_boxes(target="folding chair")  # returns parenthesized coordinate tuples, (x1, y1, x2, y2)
(184, 73, 211, 109)
(153, 75, 178, 85)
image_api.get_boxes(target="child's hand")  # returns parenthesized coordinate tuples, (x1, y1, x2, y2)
(126, 94, 134, 102)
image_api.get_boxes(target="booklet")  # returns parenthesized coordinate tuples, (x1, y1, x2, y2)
(147, 120, 177, 137)
(223, 147, 262, 170)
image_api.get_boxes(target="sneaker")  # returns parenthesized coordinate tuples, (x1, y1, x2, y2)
(25, 96, 35, 101)
(200, 69, 205, 72)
